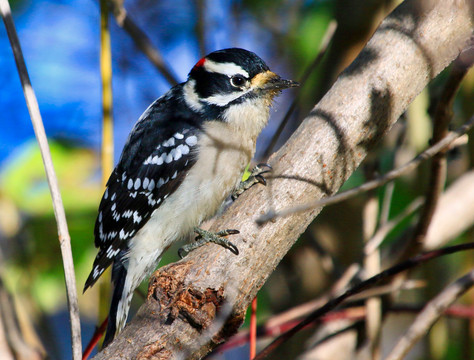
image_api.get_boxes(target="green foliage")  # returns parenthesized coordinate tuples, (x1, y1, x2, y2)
(1, 140, 100, 214)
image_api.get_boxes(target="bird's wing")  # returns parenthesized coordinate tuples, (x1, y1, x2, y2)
(84, 94, 202, 290)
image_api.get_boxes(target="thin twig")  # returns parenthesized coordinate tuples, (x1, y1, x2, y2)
(97, 0, 114, 349)
(254, 242, 474, 359)
(100, 0, 114, 186)
(262, 21, 337, 158)
(267, 265, 360, 330)
(362, 164, 382, 360)
(195, 0, 206, 57)
(0, 1, 82, 359)
(379, 123, 406, 227)
(379, 181, 395, 226)
(385, 269, 474, 360)
(365, 197, 425, 255)
(257, 115, 474, 225)
(106, 0, 179, 86)
(250, 297, 258, 359)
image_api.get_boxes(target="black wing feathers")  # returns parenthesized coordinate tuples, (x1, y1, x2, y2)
(84, 86, 201, 291)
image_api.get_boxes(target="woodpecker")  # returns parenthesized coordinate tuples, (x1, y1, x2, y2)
(84, 48, 297, 346)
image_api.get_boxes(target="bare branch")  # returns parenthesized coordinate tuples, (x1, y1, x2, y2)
(92, 0, 474, 358)
(385, 269, 474, 360)
(106, 0, 180, 86)
(0, 1, 82, 359)
(361, 164, 382, 359)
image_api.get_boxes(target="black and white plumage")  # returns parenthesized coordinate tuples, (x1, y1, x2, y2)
(83, 48, 297, 347)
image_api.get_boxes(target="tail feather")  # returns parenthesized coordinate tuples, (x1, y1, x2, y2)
(102, 259, 129, 348)
(101, 250, 164, 347)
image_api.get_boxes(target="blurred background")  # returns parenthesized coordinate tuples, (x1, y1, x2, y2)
(0, 0, 473, 359)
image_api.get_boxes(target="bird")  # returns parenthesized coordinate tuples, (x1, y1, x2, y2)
(83, 48, 297, 347)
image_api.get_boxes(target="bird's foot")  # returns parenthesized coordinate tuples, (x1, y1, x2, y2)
(178, 227, 240, 258)
(232, 163, 272, 201)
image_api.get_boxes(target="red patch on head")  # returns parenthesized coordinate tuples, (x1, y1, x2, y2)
(193, 57, 206, 69)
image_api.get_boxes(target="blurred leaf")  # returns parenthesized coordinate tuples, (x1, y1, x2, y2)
(1, 140, 101, 214)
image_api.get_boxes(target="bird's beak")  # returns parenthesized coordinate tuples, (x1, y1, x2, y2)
(252, 71, 299, 92)
(261, 74, 299, 91)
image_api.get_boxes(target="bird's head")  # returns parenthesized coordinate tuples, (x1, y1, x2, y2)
(183, 48, 298, 114)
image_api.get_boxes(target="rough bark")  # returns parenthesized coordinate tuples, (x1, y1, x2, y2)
(93, 0, 473, 359)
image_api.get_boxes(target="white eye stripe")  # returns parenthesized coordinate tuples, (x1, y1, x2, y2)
(201, 91, 248, 106)
(203, 59, 249, 78)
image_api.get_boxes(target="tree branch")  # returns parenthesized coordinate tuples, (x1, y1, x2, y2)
(93, 0, 473, 358)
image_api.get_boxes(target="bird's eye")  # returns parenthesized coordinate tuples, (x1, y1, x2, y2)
(230, 75, 246, 88)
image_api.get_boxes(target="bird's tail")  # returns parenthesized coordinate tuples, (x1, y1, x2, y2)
(102, 259, 132, 348)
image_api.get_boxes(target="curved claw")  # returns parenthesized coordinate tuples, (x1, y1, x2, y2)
(253, 163, 272, 176)
(254, 174, 267, 186)
(232, 163, 273, 200)
(256, 162, 272, 170)
(224, 241, 239, 255)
